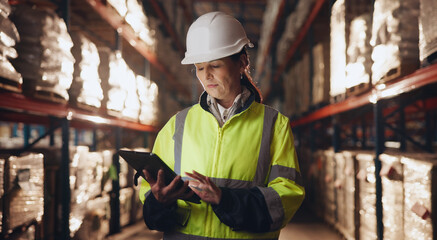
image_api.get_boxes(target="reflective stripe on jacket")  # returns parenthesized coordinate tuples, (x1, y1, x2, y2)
(140, 100, 305, 239)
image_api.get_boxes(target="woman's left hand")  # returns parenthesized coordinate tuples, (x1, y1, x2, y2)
(185, 170, 222, 205)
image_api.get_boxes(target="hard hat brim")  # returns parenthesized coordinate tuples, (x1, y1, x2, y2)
(181, 41, 253, 65)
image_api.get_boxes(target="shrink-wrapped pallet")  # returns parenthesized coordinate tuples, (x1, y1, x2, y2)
(312, 42, 330, 106)
(10, 4, 74, 101)
(324, 149, 337, 226)
(379, 153, 404, 240)
(120, 187, 134, 227)
(346, 14, 372, 95)
(137, 75, 159, 126)
(0, 158, 4, 232)
(356, 152, 377, 240)
(73, 194, 110, 240)
(334, 152, 347, 234)
(121, 67, 140, 121)
(370, 0, 419, 84)
(343, 151, 359, 240)
(276, 0, 315, 65)
(69, 31, 103, 109)
(6, 153, 44, 230)
(330, 0, 373, 101)
(401, 153, 437, 240)
(419, 0, 437, 64)
(106, 51, 128, 115)
(0, 0, 22, 86)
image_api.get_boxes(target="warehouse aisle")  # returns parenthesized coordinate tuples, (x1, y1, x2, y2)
(106, 204, 343, 240)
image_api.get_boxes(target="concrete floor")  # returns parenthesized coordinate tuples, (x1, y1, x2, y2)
(106, 206, 344, 240)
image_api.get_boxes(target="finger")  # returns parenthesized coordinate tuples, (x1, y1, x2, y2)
(156, 169, 166, 187)
(143, 169, 156, 185)
(189, 171, 208, 183)
(167, 175, 183, 191)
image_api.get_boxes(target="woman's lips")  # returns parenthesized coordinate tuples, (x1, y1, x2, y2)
(207, 84, 218, 88)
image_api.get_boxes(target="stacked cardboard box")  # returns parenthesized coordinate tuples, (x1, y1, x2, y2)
(419, 0, 437, 65)
(324, 150, 337, 226)
(342, 151, 359, 240)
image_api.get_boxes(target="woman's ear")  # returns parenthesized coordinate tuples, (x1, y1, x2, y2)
(239, 53, 249, 72)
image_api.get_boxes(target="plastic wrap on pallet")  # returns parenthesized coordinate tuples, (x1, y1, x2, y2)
(255, 0, 282, 71)
(70, 31, 103, 108)
(419, 0, 437, 63)
(294, 52, 310, 115)
(335, 152, 347, 235)
(283, 63, 296, 117)
(7, 153, 44, 230)
(0, 0, 22, 84)
(0, 158, 4, 232)
(346, 14, 372, 89)
(125, 0, 155, 47)
(9, 4, 74, 100)
(73, 194, 110, 240)
(343, 151, 358, 240)
(137, 75, 159, 126)
(379, 153, 404, 240)
(324, 149, 337, 225)
(106, 51, 128, 113)
(370, 0, 420, 84)
(312, 43, 330, 106)
(276, 0, 315, 65)
(356, 152, 377, 240)
(121, 68, 140, 121)
(401, 153, 437, 240)
(330, 0, 347, 98)
(120, 187, 134, 227)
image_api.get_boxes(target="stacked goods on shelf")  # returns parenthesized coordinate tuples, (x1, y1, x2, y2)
(119, 151, 129, 189)
(330, 0, 372, 102)
(283, 62, 297, 117)
(5, 153, 44, 232)
(345, 14, 372, 97)
(0, 0, 22, 92)
(323, 150, 337, 226)
(9, 4, 75, 102)
(69, 146, 104, 237)
(120, 187, 134, 227)
(101, 149, 115, 193)
(379, 153, 404, 240)
(121, 66, 140, 121)
(69, 31, 104, 109)
(74, 194, 110, 240)
(105, 51, 128, 116)
(370, 0, 420, 85)
(294, 52, 310, 115)
(255, 0, 282, 93)
(0, 158, 3, 233)
(311, 151, 326, 220)
(312, 43, 330, 107)
(419, 0, 437, 65)
(334, 152, 346, 233)
(343, 151, 359, 240)
(137, 75, 159, 126)
(276, 0, 315, 65)
(356, 152, 377, 240)
(401, 153, 437, 240)
(123, 0, 155, 48)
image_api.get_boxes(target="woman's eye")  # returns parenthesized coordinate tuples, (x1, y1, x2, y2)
(197, 67, 204, 71)
(212, 65, 220, 68)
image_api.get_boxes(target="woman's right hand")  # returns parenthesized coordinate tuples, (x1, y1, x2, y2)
(143, 169, 194, 205)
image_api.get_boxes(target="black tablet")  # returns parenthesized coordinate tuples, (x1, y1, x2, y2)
(118, 149, 200, 204)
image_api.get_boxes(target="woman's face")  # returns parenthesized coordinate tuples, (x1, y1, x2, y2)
(195, 56, 246, 108)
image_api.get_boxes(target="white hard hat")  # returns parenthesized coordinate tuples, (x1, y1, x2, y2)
(181, 11, 253, 65)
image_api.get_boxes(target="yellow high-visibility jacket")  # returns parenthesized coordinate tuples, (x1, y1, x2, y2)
(140, 93, 305, 240)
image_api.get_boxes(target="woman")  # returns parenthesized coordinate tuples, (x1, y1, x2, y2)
(139, 11, 305, 240)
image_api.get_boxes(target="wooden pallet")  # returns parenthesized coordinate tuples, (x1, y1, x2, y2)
(346, 82, 371, 97)
(376, 62, 419, 85)
(330, 92, 346, 104)
(0, 77, 22, 93)
(29, 89, 67, 104)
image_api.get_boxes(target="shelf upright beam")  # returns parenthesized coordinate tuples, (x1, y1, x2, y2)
(110, 127, 122, 234)
(60, 117, 71, 240)
(373, 100, 384, 240)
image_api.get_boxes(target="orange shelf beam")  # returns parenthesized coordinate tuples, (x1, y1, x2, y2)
(291, 64, 437, 127)
(0, 92, 158, 132)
